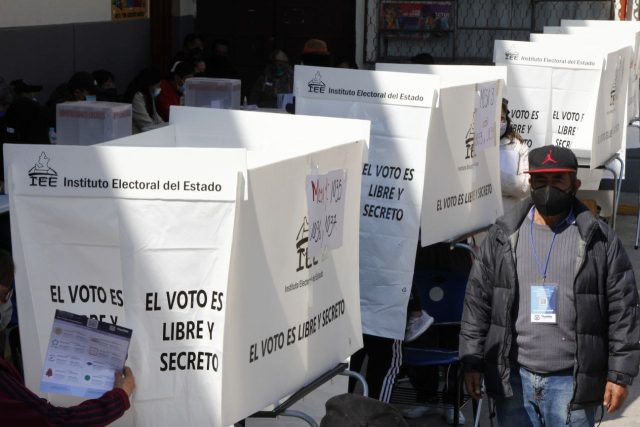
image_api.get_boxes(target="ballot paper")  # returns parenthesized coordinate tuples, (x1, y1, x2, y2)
(40, 310, 132, 399)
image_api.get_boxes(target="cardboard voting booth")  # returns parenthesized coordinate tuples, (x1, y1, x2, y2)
(559, 25, 640, 121)
(184, 77, 241, 110)
(560, 20, 640, 122)
(494, 40, 630, 169)
(376, 63, 507, 87)
(294, 65, 439, 340)
(376, 63, 504, 246)
(4, 107, 370, 427)
(530, 31, 636, 181)
(56, 101, 132, 145)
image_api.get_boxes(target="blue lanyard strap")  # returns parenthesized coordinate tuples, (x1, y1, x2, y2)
(528, 208, 573, 281)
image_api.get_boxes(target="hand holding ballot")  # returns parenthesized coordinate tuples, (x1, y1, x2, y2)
(0, 350, 136, 426)
(115, 366, 136, 398)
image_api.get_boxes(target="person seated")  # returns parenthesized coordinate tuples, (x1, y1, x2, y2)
(300, 39, 332, 67)
(124, 67, 164, 133)
(92, 70, 119, 102)
(410, 53, 435, 65)
(206, 39, 240, 79)
(0, 249, 14, 335)
(336, 56, 359, 69)
(47, 71, 98, 106)
(0, 78, 13, 145)
(171, 33, 205, 66)
(156, 61, 195, 122)
(45, 72, 99, 132)
(249, 49, 293, 108)
(5, 79, 49, 144)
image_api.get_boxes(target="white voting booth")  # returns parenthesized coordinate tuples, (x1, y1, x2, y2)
(561, 20, 640, 106)
(559, 25, 640, 120)
(376, 63, 505, 246)
(531, 31, 637, 143)
(56, 101, 132, 145)
(376, 63, 507, 87)
(294, 65, 438, 340)
(4, 107, 370, 427)
(494, 40, 630, 170)
(529, 31, 635, 193)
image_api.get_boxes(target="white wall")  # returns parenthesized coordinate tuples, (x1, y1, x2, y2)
(0, 0, 111, 28)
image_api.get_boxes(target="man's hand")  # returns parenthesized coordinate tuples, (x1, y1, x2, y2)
(464, 371, 483, 400)
(115, 366, 136, 399)
(603, 381, 628, 413)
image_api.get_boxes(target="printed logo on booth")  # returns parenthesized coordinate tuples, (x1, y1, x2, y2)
(307, 72, 326, 94)
(28, 152, 58, 188)
(610, 56, 624, 108)
(464, 121, 476, 159)
(295, 216, 318, 272)
(504, 48, 519, 61)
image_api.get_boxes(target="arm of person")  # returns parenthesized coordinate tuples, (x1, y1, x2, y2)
(500, 139, 530, 199)
(603, 381, 628, 413)
(604, 226, 640, 411)
(155, 88, 171, 122)
(115, 366, 136, 397)
(132, 92, 156, 131)
(459, 227, 497, 398)
(0, 361, 134, 427)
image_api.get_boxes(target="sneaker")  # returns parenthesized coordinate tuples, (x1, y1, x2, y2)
(444, 406, 465, 425)
(402, 405, 435, 419)
(405, 310, 434, 342)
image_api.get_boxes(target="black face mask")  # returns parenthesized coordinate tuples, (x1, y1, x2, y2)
(531, 185, 575, 216)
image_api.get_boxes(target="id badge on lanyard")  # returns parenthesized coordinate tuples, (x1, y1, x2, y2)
(530, 284, 558, 324)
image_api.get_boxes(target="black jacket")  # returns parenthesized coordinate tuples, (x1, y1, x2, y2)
(459, 198, 640, 408)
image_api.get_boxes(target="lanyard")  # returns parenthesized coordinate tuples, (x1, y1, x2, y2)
(528, 208, 573, 281)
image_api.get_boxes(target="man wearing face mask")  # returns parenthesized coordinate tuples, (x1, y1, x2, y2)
(460, 145, 639, 426)
(249, 49, 293, 108)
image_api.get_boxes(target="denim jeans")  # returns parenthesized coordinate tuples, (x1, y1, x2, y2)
(495, 365, 597, 426)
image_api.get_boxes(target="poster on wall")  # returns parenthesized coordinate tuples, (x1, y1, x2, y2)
(112, 0, 147, 21)
(380, 1, 452, 31)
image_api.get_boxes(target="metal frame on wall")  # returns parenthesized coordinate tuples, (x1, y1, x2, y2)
(364, 0, 617, 65)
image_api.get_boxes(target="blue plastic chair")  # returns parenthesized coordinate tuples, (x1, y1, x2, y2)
(402, 269, 469, 426)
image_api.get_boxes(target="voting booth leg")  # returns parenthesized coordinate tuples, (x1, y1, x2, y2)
(250, 363, 353, 424)
(614, 156, 624, 213)
(603, 155, 623, 230)
(473, 398, 482, 427)
(603, 157, 621, 231)
(339, 369, 369, 397)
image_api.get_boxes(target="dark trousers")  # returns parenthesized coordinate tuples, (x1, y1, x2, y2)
(349, 333, 402, 403)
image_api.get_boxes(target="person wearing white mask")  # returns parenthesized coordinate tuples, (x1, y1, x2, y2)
(156, 61, 195, 122)
(0, 249, 13, 333)
(499, 98, 530, 213)
(125, 67, 165, 133)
